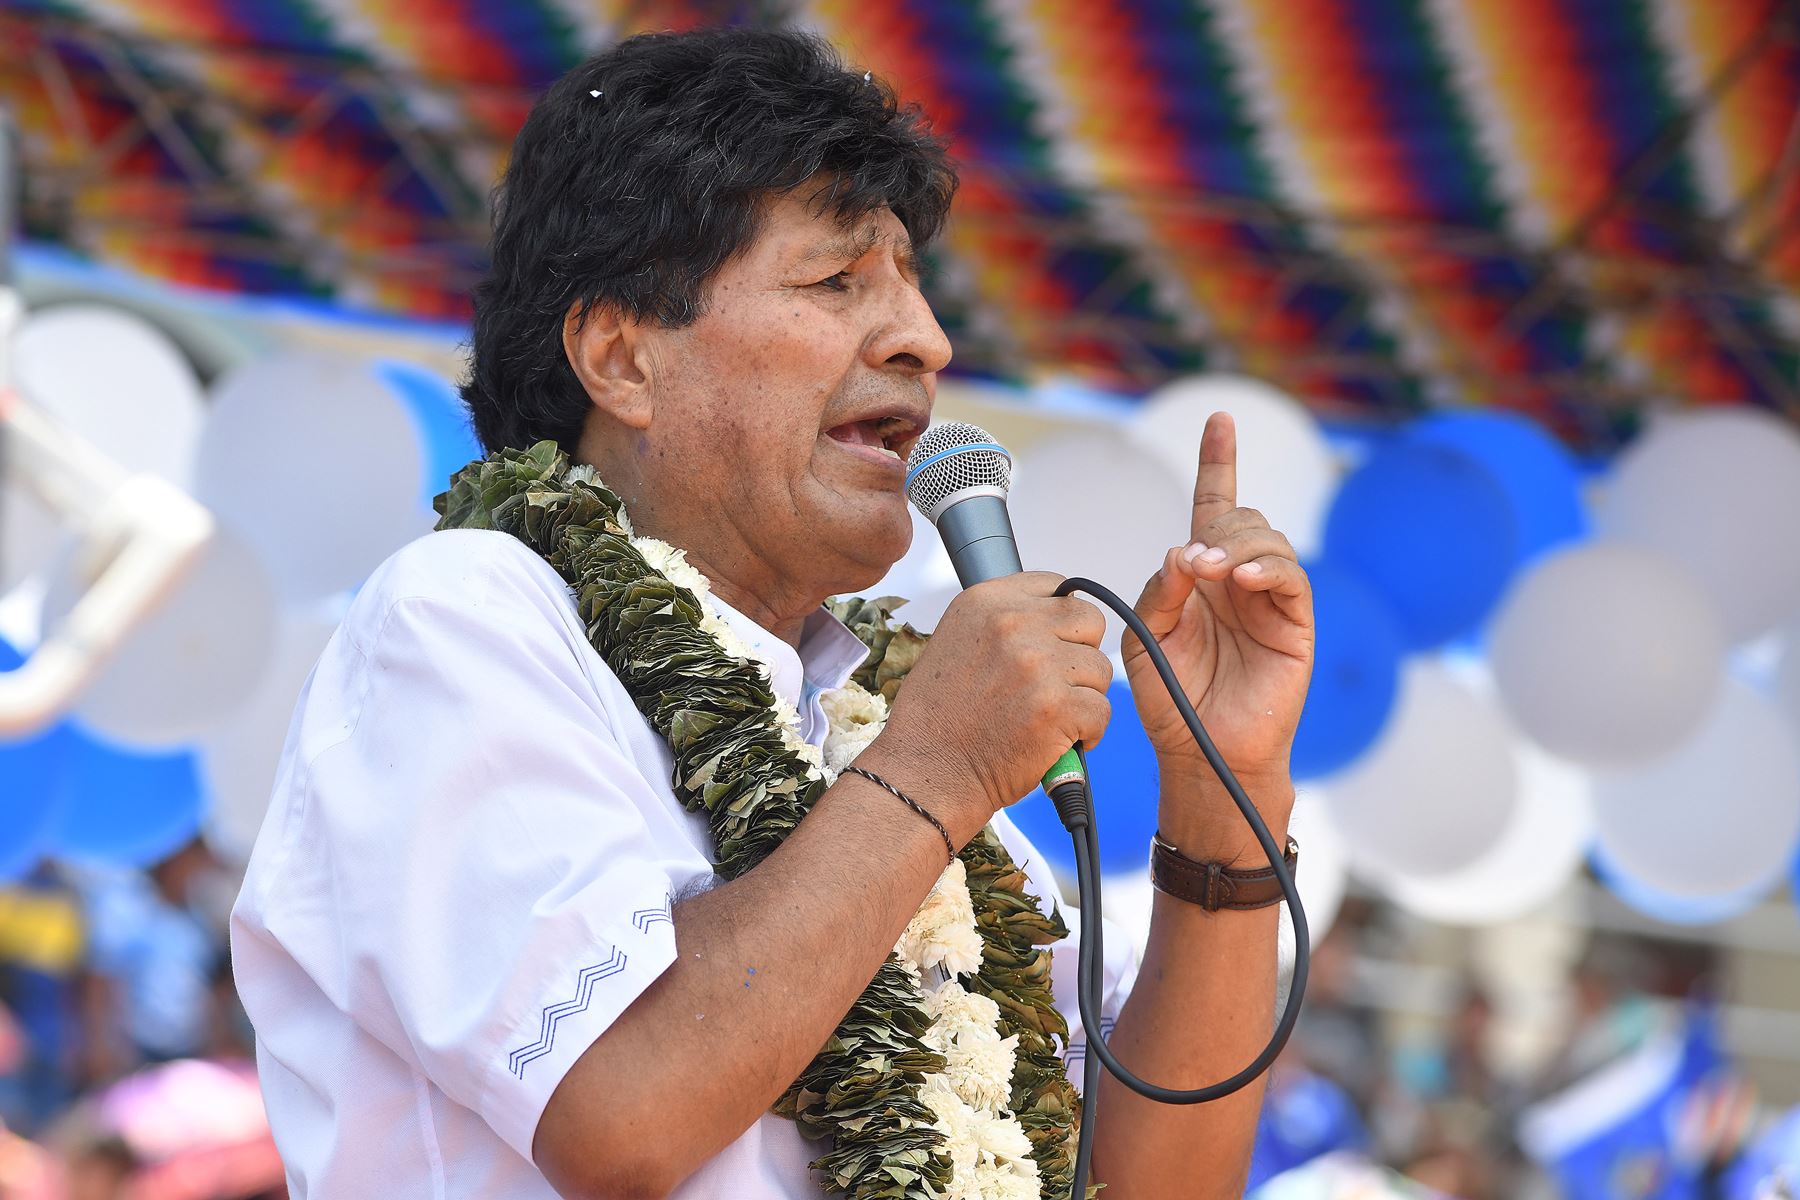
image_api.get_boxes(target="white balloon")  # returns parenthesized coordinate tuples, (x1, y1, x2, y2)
(1324, 661, 1518, 879)
(1275, 797, 1352, 988)
(1127, 375, 1336, 557)
(1489, 543, 1725, 766)
(42, 526, 278, 748)
(200, 612, 338, 861)
(1009, 429, 1190, 654)
(14, 304, 206, 488)
(1285, 792, 1349, 942)
(1776, 614, 1800, 738)
(1, 485, 69, 593)
(1599, 408, 1800, 641)
(195, 354, 429, 600)
(1385, 744, 1594, 926)
(1591, 678, 1800, 898)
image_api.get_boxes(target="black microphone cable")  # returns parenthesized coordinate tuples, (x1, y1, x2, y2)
(1045, 577, 1310, 1199)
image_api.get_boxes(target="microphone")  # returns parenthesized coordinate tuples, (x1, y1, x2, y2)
(905, 421, 1087, 802)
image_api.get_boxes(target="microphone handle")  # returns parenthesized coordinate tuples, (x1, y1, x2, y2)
(935, 494, 1089, 798)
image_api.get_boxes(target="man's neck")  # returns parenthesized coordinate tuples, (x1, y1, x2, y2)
(576, 435, 826, 650)
(685, 550, 815, 650)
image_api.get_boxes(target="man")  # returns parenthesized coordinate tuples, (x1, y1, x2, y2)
(231, 28, 1314, 1200)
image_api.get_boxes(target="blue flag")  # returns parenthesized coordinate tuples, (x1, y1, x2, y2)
(1519, 1009, 1729, 1200)
(1248, 1069, 1371, 1192)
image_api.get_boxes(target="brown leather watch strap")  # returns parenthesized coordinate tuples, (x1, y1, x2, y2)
(1150, 833, 1299, 912)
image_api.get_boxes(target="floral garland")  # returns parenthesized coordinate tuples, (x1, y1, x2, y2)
(435, 444, 1084, 1200)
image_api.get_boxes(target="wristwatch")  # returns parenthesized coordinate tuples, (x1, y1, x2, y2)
(1150, 832, 1299, 912)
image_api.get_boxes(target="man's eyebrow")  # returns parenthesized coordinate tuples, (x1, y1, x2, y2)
(798, 226, 922, 283)
(892, 237, 922, 284)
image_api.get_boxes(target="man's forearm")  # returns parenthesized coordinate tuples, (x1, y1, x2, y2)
(535, 739, 984, 1198)
(1089, 773, 1294, 1199)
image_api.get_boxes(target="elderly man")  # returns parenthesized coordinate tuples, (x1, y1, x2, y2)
(231, 27, 1313, 1200)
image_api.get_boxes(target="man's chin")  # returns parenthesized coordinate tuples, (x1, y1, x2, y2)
(819, 515, 912, 593)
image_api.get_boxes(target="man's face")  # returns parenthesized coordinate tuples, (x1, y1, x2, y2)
(627, 189, 951, 617)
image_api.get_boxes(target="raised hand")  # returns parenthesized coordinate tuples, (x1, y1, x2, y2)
(1124, 412, 1315, 822)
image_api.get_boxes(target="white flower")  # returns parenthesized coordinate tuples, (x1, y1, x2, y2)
(630, 537, 778, 682)
(698, 610, 766, 676)
(823, 722, 881, 774)
(923, 984, 1017, 1110)
(780, 725, 825, 779)
(921, 1078, 1038, 1200)
(923, 980, 1001, 1038)
(821, 682, 889, 773)
(920, 1080, 982, 1183)
(972, 1109, 1033, 1164)
(631, 537, 711, 600)
(770, 692, 802, 734)
(946, 1032, 1018, 1111)
(969, 1162, 1038, 1200)
(822, 681, 888, 727)
(895, 860, 983, 979)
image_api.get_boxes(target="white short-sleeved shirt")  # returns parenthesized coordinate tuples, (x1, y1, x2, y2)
(231, 529, 1135, 1198)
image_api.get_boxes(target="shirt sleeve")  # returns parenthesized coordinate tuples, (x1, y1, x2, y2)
(241, 544, 684, 1163)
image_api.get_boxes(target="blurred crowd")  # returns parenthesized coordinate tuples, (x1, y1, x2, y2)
(0, 839, 1781, 1200)
(0, 843, 281, 1200)
(1255, 898, 1768, 1200)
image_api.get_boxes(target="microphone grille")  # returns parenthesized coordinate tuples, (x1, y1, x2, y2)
(905, 422, 1012, 522)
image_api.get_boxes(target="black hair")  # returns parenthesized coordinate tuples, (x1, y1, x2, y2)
(461, 28, 958, 452)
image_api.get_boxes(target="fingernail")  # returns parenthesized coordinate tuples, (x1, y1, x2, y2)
(1200, 546, 1228, 564)
(1182, 543, 1207, 564)
(1236, 561, 1263, 576)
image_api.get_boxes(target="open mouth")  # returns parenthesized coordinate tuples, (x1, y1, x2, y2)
(824, 415, 924, 467)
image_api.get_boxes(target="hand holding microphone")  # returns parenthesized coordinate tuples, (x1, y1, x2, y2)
(874, 571, 1112, 830)
(869, 424, 1113, 832)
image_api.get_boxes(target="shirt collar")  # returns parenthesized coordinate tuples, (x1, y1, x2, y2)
(703, 593, 870, 710)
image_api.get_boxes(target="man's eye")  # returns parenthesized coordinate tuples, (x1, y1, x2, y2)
(813, 270, 852, 291)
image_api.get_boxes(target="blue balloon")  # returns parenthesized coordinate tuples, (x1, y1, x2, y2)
(1410, 411, 1588, 564)
(0, 640, 72, 882)
(1322, 440, 1519, 649)
(1004, 682, 1161, 876)
(1592, 845, 1765, 926)
(52, 728, 206, 867)
(1292, 564, 1403, 779)
(377, 360, 483, 510)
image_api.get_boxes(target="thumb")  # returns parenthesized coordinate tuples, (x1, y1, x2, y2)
(1132, 545, 1195, 647)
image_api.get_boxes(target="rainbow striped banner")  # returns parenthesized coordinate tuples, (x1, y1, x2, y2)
(2, 0, 1794, 448)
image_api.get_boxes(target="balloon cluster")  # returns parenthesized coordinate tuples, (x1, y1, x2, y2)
(0, 304, 479, 879)
(878, 375, 1800, 934)
(8, 314, 1800, 937)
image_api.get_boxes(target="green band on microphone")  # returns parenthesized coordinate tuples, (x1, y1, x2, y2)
(1041, 747, 1086, 793)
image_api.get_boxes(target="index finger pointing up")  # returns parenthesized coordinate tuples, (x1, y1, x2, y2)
(1191, 410, 1238, 539)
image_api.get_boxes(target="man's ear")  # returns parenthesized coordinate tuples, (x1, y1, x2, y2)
(562, 299, 654, 430)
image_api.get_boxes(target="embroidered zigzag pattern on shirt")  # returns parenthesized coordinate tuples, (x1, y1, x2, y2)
(631, 896, 673, 933)
(508, 947, 630, 1078)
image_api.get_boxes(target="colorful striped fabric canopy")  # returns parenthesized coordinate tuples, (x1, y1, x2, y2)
(2, 0, 1795, 448)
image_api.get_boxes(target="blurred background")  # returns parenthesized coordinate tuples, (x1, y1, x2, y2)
(2, 0, 1800, 1197)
